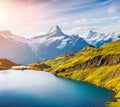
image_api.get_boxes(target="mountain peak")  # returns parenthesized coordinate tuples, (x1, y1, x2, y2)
(48, 25, 64, 35)
(0, 30, 13, 39)
(0, 30, 12, 35)
(55, 25, 60, 29)
(86, 30, 97, 39)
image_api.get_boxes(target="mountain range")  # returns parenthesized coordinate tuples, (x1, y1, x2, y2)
(0, 25, 120, 64)
(84, 30, 120, 47)
(0, 26, 88, 64)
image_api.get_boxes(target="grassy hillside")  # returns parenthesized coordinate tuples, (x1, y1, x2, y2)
(29, 51, 75, 70)
(0, 58, 20, 70)
(30, 40, 120, 107)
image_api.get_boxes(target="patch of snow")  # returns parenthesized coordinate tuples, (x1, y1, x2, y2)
(30, 36, 64, 45)
(57, 38, 70, 49)
(28, 43, 40, 56)
(83, 30, 120, 46)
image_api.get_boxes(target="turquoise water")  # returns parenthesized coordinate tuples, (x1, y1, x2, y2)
(0, 70, 113, 107)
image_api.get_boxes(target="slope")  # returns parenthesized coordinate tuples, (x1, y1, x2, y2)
(30, 40, 120, 107)
(0, 58, 20, 70)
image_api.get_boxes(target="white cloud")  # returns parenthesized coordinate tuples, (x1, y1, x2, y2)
(71, 16, 120, 26)
(63, 22, 69, 25)
(74, 18, 88, 24)
(108, 3, 120, 13)
(69, 26, 97, 33)
(0, 0, 120, 38)
(108, 6, 117, 13)
(102, 25, 120, 33)
(36, 32, 46, 35)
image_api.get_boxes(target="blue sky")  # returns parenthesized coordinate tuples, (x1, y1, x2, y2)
(0, 0, 120, 38)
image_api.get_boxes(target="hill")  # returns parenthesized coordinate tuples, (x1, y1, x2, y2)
(29, 40, 120, 107)
(0, 59, 20, 70)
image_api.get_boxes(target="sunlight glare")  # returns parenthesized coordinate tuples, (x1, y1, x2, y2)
(0, 10, 5, 22)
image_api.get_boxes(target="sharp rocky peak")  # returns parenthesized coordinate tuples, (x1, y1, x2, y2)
(48, 25, 64, 35)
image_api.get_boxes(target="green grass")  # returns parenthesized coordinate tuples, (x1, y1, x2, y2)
(29, 40, 120, 107)
(50, 40, 120, 74)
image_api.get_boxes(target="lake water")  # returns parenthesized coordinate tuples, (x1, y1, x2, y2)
(0, 70, 113, 107)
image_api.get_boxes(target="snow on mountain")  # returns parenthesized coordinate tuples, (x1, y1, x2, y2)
(2, 26, 120, 64)
(83, 30, 120, 47)
(0, 26, 89, 64)
(0, 33, 36, 64)
(0, 30, 28, 44)
(28, 25, 88, 61)
(47, 25, 64, 35)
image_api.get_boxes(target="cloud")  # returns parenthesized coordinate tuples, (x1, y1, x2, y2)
(62, 18, 89, 27)
(0, 0, 120, 38)
(69, 27, 98, 33)
(89, 16, 120, 23)
(108, 6, 119, 13)
(63, 22, 69, 25)
(74, 18, 89, 24)
(102, 23, 120, 33)
(47, 0, 111, 16)
(107, 0, 120, 13)
(36, 31, 46, 35)
(0, 0, 51, 4)
(69, 16, 120, 26)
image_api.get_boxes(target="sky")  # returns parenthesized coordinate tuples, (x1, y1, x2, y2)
(0, 0, 120, 38)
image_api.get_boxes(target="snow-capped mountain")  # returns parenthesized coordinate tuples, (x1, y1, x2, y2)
(0, 31, 37, 64)
(84, 30, 120, 47)
(28, 25, 88, 62)
(0, 30, 28, 44)
(0, 26, 88, 64)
